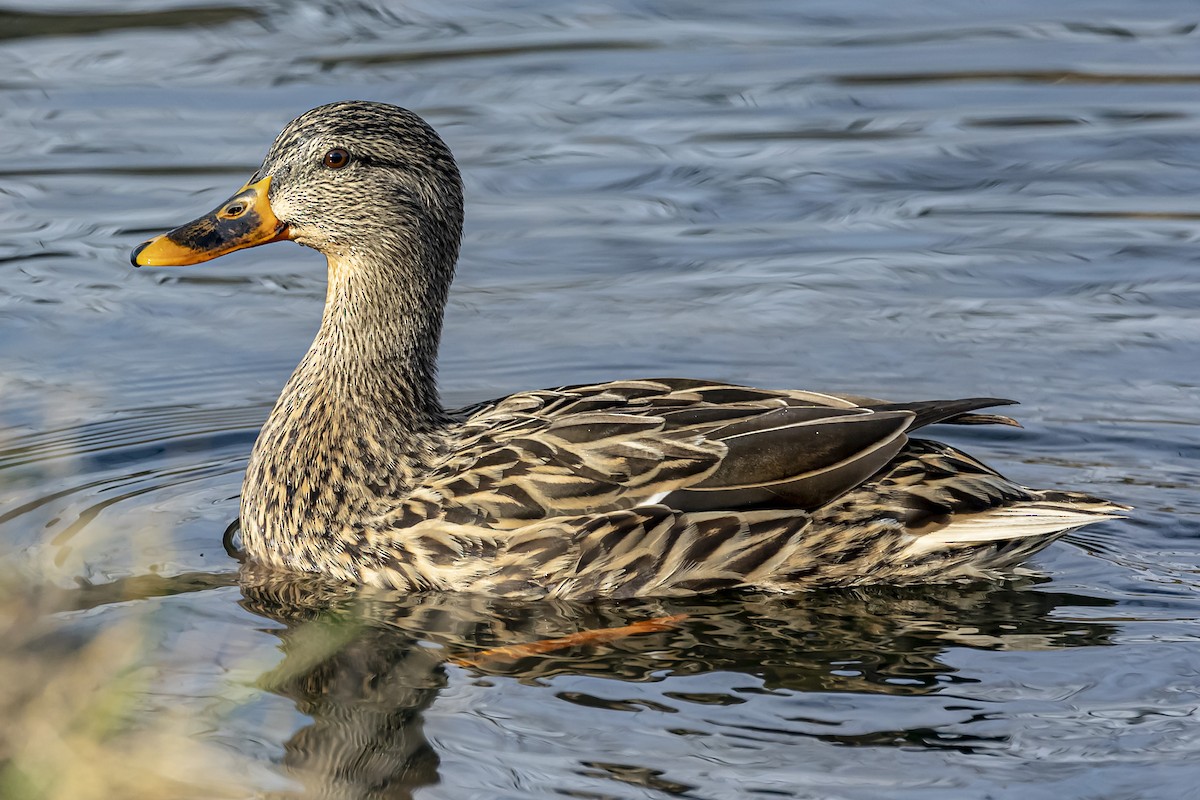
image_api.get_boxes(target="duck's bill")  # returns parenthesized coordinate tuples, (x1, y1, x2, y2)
(130, 176, 291, 267)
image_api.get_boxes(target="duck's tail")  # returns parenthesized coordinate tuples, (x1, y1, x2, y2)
(899, 490, 1128, 570)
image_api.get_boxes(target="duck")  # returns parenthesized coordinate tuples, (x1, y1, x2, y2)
(131, 101, 1124, 600)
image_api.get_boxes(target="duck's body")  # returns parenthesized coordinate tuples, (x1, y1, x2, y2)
(133, 101, 1123, 599)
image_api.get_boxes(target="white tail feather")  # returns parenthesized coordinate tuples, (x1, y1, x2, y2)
(903, 502, 1123, 557)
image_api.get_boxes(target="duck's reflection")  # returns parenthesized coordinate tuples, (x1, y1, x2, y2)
(236, 565, 1117, 799)
(257, 618, 442, 799)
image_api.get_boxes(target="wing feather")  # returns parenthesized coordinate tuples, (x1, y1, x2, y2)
(435, 378, 1022, 527)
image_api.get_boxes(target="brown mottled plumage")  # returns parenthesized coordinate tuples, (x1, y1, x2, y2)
(132, 101, 1125, 599)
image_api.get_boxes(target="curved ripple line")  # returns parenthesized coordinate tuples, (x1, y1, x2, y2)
(0, 404, 269, 470)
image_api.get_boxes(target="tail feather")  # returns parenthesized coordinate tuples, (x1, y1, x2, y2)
(903, 497, 1127, 558)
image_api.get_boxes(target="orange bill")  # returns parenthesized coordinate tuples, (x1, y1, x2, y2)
(130, 176, 290, 267)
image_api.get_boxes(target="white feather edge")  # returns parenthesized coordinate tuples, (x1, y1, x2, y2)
(903, 502, 1124, 556)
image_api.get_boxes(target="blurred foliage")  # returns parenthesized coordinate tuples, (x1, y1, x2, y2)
(0, 576, 250, 800)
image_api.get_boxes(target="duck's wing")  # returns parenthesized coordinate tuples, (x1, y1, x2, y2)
(433, 378, 1017, 527)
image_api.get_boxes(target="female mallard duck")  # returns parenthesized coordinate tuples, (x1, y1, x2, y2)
(132, 101, 1123, 600)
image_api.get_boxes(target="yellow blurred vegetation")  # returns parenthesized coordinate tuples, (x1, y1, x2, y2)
(0, 575, 253, 800)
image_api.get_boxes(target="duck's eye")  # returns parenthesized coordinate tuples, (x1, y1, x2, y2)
(322, 148, 351, 169)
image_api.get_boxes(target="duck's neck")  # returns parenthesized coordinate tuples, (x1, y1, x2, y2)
(242, 237, 457, 564)
(302, 248, 451, 432)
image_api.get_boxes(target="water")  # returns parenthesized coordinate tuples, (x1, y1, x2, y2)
(1, 1, 1198, 797)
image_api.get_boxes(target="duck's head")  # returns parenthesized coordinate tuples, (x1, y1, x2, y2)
(131, 101, 464, 275)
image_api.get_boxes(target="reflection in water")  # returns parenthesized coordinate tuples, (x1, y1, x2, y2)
(257, 617, 443, 799)
(0, 7, 262, 44)
(235, 566, 1117, 798)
